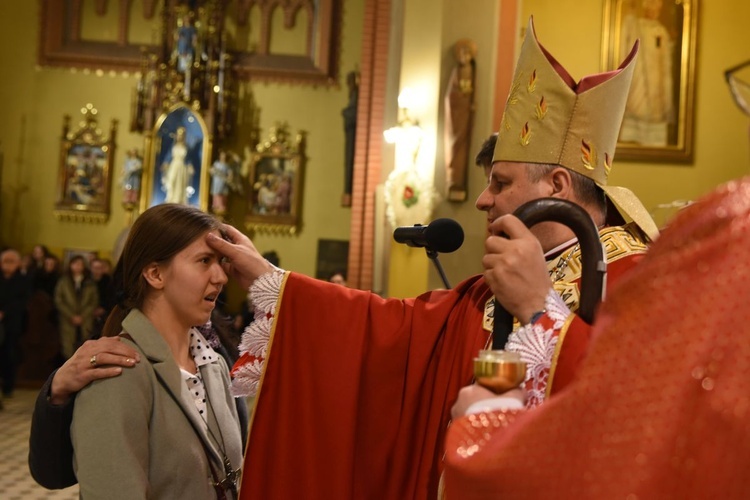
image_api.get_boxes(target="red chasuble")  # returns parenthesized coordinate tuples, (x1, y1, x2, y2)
(444, 177, 750, 498)
(240, 274, 493, 499)
(237, 227, 646, 499)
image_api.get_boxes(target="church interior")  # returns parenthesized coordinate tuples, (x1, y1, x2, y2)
(1, 0, 750, 497)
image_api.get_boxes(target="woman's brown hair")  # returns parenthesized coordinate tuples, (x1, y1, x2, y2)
(102, 203, 221, 337)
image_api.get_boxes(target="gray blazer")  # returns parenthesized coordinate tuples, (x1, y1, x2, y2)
(71, 309, 243, 499)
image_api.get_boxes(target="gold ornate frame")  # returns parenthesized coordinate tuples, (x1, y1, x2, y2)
(245, 123, 307, 234)
(601, 0, 698, 162)
(38, 0, 342, 86)
(140, 103, 212, 212)
(55, 104, 118, 223)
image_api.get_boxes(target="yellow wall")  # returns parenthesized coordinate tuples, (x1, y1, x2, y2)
(392, 0, 750, 297)
(0, 1, 363, 307)
(388, 0, 500, 297)
(4, 0, 748, 301)
(521, 0, 750, 226)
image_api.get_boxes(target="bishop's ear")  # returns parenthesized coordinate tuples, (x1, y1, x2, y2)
(549, 167, 573, 199)
(142, 263, 165, 290)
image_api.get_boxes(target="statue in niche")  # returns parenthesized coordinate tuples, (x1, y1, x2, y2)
(120, 148, 143, 208)
(209, 150, 232, 214)
(173, 13, 200, 100)
(443, 39, 477, 202)
(161, 127, 195, 205)
(341, 69, 359, 207)
(175, 14, 198, 74)
(209, 150, 244, 216)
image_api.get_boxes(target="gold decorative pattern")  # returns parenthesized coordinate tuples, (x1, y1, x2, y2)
(483, 299, 494, 332)
(506, 80, 521, 106)
(481, 225, 648, 332)
(544, 312, 577, 399)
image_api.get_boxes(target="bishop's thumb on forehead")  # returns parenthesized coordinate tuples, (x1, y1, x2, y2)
(207, 232, 234, 255)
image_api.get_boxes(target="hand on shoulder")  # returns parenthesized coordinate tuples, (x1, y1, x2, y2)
(49, 337, 140, 405)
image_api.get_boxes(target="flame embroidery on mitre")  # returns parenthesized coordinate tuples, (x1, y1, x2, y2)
(604, 152, 612, 176)
(506, 80, 521, 106)
(504, 115, 512, 131)
(520, 122, 532, 146)
(535, 96, 547, 120)
(581, 139, 597, 171)
(528, 70, 537, 93)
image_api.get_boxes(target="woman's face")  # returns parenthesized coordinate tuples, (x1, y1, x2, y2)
(32, 245, 45, 261)
(70, 258, 85, 276)
(158, 231, 228, 328)
(44, 257, 58, 273)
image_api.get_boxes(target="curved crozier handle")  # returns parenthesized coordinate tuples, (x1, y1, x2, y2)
(492, 198, 606, 349)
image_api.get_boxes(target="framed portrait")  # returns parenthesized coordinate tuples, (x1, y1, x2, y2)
(141, 104, 211, 212)
(245, 124, 307, 234)
(55, 104, 117, 223)
(602, 0, 698, 162)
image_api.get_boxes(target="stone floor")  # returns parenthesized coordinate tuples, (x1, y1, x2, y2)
(0, 388, 79, 499)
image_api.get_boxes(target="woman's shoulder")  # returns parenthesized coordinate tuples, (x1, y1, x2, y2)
(82, 338, 153, 395)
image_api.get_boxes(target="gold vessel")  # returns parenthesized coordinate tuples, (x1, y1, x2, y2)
(473, 350, 527, 393)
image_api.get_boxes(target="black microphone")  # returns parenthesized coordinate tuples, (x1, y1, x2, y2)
(393, 218, 464, 253)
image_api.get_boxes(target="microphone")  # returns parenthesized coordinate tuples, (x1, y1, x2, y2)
(393, 218, 464, 253)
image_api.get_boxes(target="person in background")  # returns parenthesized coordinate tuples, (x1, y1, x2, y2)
(34, 254, 60, 297)
(90, 258, 114, 339)
(20, 253, 33, 276)
(327, 270, 348, 287)
(30, 245, 51, 275)
(54, 256, 98, 359)
(0, 249, 31, 399)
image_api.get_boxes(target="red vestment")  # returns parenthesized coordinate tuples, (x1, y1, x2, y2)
(237, 228, 646, 499)
(444, 178, 750, 498)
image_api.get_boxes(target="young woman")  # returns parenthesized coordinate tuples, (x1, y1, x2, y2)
(70, 204, 242, 499)
(54, 255, 98, 359)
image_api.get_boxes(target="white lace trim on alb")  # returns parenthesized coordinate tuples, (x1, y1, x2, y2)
(505, 289, 571, 409)
(230, 267, 284, 397)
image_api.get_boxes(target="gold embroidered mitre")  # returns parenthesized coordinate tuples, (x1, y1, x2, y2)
(493, 18, 658, 241)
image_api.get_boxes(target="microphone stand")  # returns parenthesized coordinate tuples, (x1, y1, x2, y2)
(425, 248, 451, 289)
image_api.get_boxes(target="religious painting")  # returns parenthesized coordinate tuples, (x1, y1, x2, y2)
(602, 0, 698, 162)
(55, 104, 117, 223)
(245, 123, 307, 234)
(141, 104, 211, 212)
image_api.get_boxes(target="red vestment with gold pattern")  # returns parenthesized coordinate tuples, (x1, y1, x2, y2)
(444, 178, 750, 498)
(235, 227, 647, 499)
